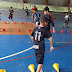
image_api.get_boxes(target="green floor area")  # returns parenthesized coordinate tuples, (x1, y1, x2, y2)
(0, 1, 72, 12)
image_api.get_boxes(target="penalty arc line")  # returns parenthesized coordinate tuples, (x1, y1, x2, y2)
(0, 47, 34, 60)
(0, 39, 71, 63)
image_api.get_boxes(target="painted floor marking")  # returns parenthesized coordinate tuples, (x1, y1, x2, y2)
(0, 46, 33, 60)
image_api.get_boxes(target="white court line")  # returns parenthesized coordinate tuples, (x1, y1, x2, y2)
(31, 22, 36, 27)
(0, 46, 33, 60)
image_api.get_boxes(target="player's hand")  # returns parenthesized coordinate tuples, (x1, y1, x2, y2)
(50, 47, 54, 51)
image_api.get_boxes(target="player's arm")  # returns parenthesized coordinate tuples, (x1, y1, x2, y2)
(11, 10, 14, 14)
(50, 16, 56, 33)
(45, 31, 54, 51)
(69, 16, 70, 21)
(31, 9, 33, 11)
(63, 18, 65, 21)
(31, 29, 35, 42)
(9, 10, 10, 13)
(50, 36, 54, 51)
(63, 16, 66, 21)
(31, 36, 34, 42)
(52, 27, 56, 33)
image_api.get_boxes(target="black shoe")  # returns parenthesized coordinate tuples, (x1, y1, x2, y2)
(63, 26, 65, 28)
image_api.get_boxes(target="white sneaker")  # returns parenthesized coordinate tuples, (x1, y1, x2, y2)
(11, 22, 13, 23)
(68, 25, 69, 26)
(7, 22, 9, 24)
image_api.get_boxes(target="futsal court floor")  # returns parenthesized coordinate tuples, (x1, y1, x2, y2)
(0, 15, 72, 72)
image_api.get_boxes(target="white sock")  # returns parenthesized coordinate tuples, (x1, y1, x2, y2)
(40, 71, 43, 72)
(48, 38, 50, 41)
(48, 38, 54, 43)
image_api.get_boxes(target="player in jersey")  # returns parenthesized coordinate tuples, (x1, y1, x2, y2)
(43, 7, 56, 44)
(0, 12, 1, 21)
(7, 7, 14, 24)
(63, 13, 70, 28)
(31, 17, 54, 72)
(31, 5, 37, 22)
(34, 9, 40, 26)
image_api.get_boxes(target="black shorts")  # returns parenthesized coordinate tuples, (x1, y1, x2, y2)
(35, 53, 44, 64)
(25, 11, 28, 16)
(8, 15, 13, 19)
(65, 20, 68, 24)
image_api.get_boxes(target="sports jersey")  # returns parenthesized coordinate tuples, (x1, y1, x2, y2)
(64, 15, 70, 21)
(35, 12, 40, 22)
(49, 14, 53, 21)
(9, 10, 14, 16)
(32, 7, 37, 14)
(25, 9, 28, 11)
(31, 25, 52, 53)
(44, 15, 54, 31)
(35, 12, 40, 18)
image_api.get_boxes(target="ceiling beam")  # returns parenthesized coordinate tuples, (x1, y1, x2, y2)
(68, 0, 71, 13)
(46, 0, 48, 7)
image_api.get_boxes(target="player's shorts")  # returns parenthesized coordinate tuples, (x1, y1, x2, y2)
(8, 15, 13, 19)
(65, 20, 68, 24)
(35, 53, 44, 64)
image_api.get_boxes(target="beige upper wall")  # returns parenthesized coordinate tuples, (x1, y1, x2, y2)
(24, 0, 72, 7)
(1, 0, 72, 7)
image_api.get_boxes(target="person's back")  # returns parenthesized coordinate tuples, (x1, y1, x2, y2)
(32, 26, 51, 53)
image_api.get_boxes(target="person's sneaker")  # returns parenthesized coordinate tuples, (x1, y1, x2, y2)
(7, 22, 9, 24)
(63, 26, 65, 28)
(53, 41, 55, 45)
(11, 22, 13, 23)
(67, 25, 69, 28)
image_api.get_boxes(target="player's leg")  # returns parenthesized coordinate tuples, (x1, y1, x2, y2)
(11, 15, 13, 23)
(48, 38, 55, 45)
(36, 53, 44, 72)
(67, 21, 69, 28)
(7, 16, 10, 23)
(63, 20, 66, 28)
(25, 11, 27, 17)
(40, 65, 43, 72)
(0, 17, 1, 21)
(36, 64, 43, 72)
(32, 14, 34, 22)
(27, 11, 28, 17)
(0, 12, 1, 21)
